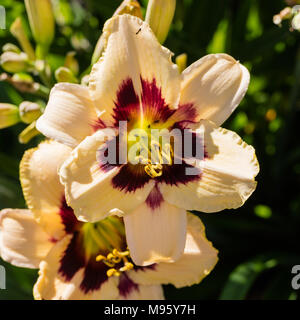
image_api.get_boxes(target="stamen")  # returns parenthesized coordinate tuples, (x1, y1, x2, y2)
(107, 268, 121, 277)
(145, 162, 163, 178)
(119, 262, 134, 272)
(95, 254, 115, 268)
(96, 248, 134, 277)
(143, 141, 174, 178)
(112, 249, 130, 257)
(107, 253, 122, 264)
(95, 254, 106, 262)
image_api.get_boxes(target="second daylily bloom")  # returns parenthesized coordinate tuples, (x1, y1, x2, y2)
(36, 14, 259, 266)
(0, 140, 218, 299)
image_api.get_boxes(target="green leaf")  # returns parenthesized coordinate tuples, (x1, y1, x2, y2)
(219, 257, 278, 300)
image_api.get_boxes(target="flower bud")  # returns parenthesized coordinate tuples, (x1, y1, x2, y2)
(175, 53, 187, 73)
(273, 14, 282, 26)
(2, 43, 21, 53)
(292, 12, 300, 30)
(55, 67, 78, 83)
(18, 121, 40, 144)
(145, 0, 176, 44)
(280, 7, 292, 20)
(91, 0, 143, 65)
(0, 103, 20, 129)
(12, 72, 34, 83)
(64, 51, 79, 76)
(0, 73, 49, 98)
(273, 7, 293, 26)
(0, 52, 30, 73)
(10, 17, 35, 60)
(19, 101, 42, 124)
(114, 0, 143, 19)
(24, 0, 55, 58)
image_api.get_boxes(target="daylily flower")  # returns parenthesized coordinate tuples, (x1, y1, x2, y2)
(0, 140, 218, 300)
(36, 15, 259, 266)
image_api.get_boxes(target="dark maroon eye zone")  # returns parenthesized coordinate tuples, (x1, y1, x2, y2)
(117, 273, 139, 298)
(97, 131, 204, 193)
(94, 76, 204, 193)
(58, 231, 112, 294)
(112, 77, 176, 128)
(59, 197, 81, 234)
(57, 192, 158, 296)
(58, 198, 119, 294)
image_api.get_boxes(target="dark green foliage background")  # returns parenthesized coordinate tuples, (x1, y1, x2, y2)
(0, 0, 299, 300)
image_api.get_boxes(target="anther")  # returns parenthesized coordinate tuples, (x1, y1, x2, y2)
(119, 262, 134, 272)
(107, 268, 121, 277)
(96, 254, 106, 262)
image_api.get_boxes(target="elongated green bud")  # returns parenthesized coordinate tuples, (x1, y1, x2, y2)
(18, 121, 40, 144)
(0, 52, 30, 73)
(55, 67, 78, 83)
(64, 51, 79, 76)
(145, 0, 176, 44)
(24, 0, 55, 58)
(10, 17, 35, 60)
(0, 103, 20, 129)
(19, 101, 42, 124)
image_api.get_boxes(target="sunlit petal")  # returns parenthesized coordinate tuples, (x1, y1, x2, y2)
(37, 83, 98, 147)
(160, 120, 259, 212)
(180, 54, 250, 126)
(0, 209, 53, 269)
(129, 213, 218, 288)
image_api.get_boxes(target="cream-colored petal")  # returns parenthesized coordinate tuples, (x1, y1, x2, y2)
(34, 235, 119, 300)
(36, 83, 98, 147)
(89, 14, 180, 123)
(0, 209, 53, 269)
(180, 54, 250, 126)
(160, 120, 259, 212)
(118, 283, 164, 300)
(124, 200, 187, 266)
(129, 213, 218, 288)
(20, 140, 72, 240)
(60, 131, 155, 222)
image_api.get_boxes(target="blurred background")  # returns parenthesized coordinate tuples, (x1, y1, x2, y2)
(0, 0, 299, 300)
